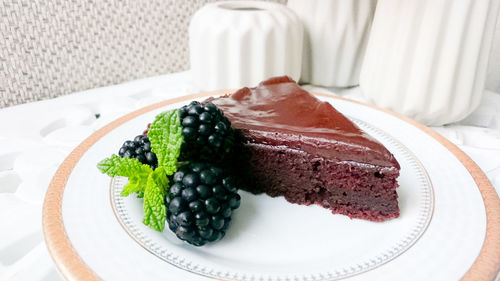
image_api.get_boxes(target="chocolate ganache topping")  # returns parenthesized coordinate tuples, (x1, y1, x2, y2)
(210, 76, 399, 167)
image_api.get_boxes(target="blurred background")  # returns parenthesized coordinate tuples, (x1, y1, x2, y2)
(1, 0, 499, 108)
(1, 0, 285, 107)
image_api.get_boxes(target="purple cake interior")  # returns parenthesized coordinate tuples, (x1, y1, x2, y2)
(210, 76, 401, 221)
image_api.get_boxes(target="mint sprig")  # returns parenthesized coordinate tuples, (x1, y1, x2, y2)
(148, 109, 183, 175)
(97, 108, 184, 232)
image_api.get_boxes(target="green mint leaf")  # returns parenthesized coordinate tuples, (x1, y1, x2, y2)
(97, 155, 153, 178)
(142, 167, 168, 232)
(148, 109, 183, 175)
(97, 155, 153, 198)
(121, 175, 148, 197)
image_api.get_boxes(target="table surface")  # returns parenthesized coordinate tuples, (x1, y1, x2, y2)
(1, 71, 499, 281)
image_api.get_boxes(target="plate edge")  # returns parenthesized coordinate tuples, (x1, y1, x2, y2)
(41, 90, 500, 281)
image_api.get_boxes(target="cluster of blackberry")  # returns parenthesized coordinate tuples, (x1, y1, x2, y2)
(118, 135, 158, 168)
(166, 162, 240, 246)
(178, 101, 234, 163)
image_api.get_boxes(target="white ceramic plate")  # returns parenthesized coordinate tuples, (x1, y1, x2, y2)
(42, 92, 500, 281)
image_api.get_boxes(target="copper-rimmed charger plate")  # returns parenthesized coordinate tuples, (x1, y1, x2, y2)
(42, 91, 500, 281)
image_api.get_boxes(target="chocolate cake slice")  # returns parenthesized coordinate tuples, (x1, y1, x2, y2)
(211, 76, 400, 221)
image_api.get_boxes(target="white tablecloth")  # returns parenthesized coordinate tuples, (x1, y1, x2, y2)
(1, 71, 499, 280)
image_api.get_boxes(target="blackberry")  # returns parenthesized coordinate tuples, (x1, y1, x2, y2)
(166, 162, 241, 246)
(118, 135, 158, 169)
(178, 101, 234, 163)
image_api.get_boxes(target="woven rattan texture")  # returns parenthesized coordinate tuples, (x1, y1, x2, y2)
(0, 0, 285, 107)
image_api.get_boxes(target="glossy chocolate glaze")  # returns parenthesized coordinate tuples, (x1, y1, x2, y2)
(211, 76, 400, 168)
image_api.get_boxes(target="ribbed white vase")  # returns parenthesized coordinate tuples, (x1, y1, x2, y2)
(360, 0, 500, 126)
(287, 0, 377, 87)
(189, 1, 303, 91)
